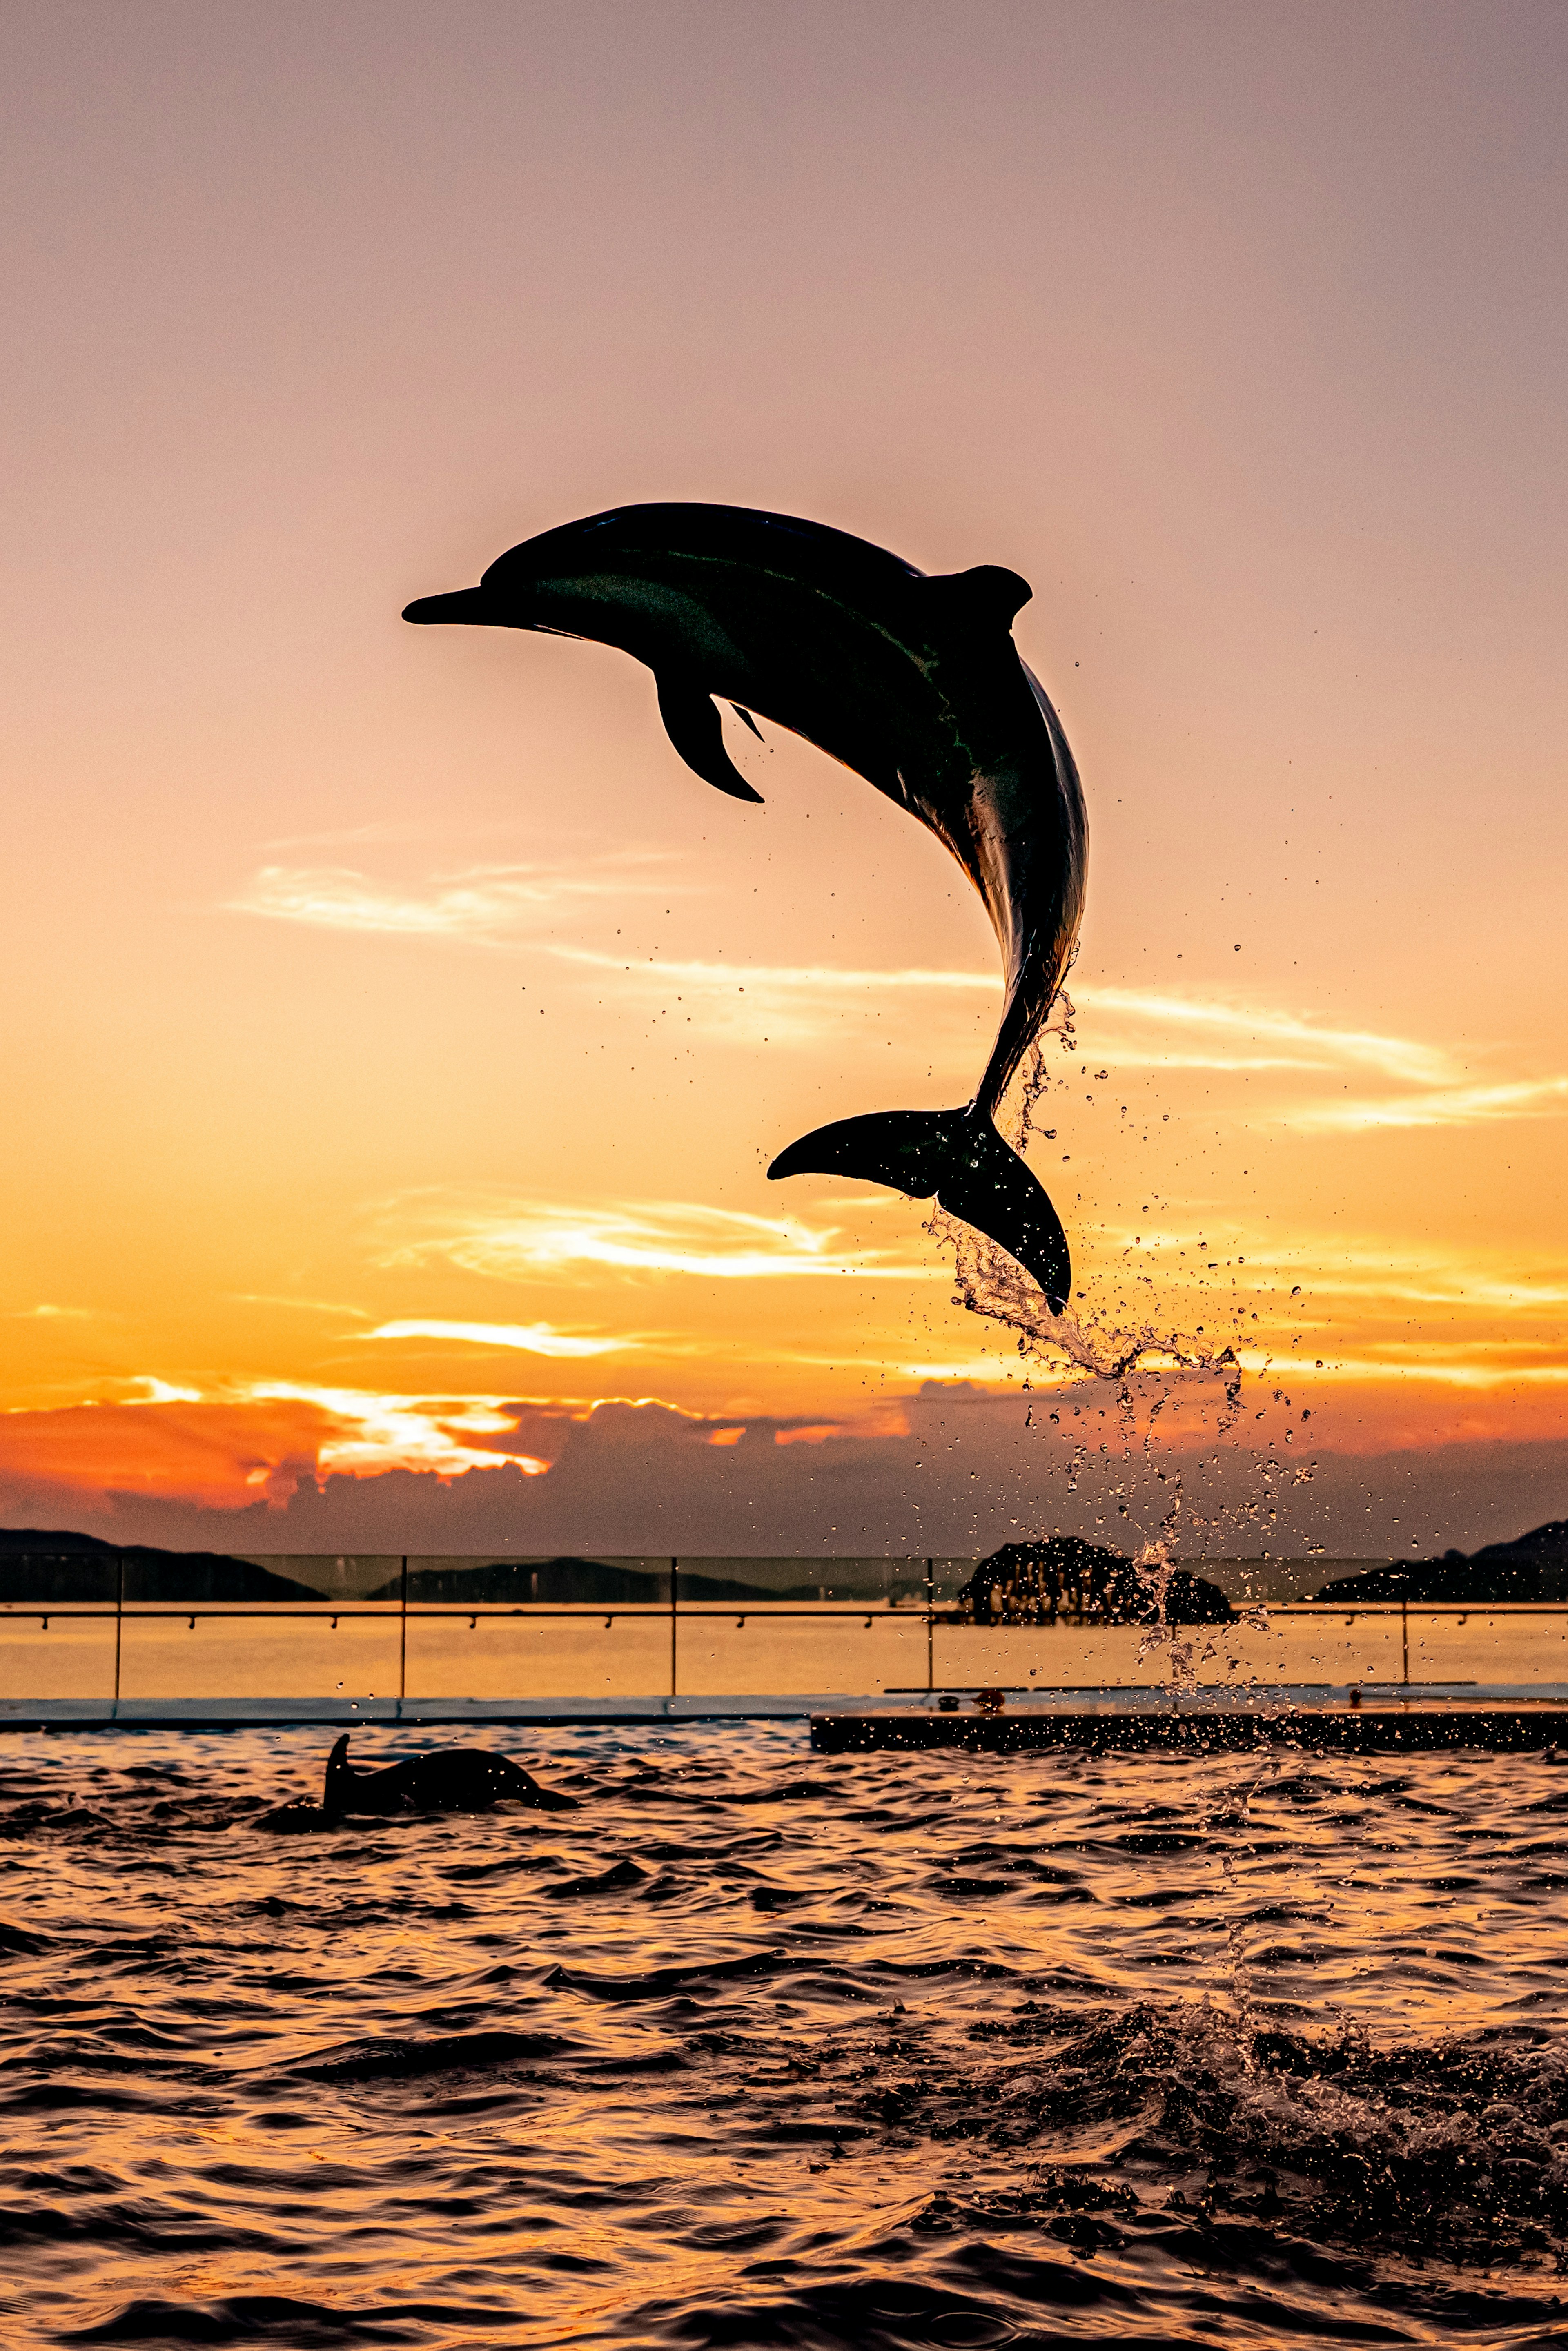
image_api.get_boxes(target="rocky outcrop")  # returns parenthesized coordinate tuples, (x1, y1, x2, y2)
(958, 1538, 1234, 1627)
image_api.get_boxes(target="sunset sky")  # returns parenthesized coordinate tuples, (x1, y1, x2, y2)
(3, 1, 1564, 1559)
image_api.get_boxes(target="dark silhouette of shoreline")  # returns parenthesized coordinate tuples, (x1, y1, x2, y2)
(3, 1522, 1563, 1610)
(0, 1529, 317, 1604)
(1316, 1521, 1568, 1605)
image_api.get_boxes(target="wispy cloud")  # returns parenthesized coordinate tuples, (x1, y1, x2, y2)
(227, 856, 673, 944)
(555, 948, 996, 994)
(223, 861, 1568, 1134)
(1288, 1076, 1568, 1132)
(545, 948, 997, 1047)
(1071, 987, 1458, 1085)
(230, 1293, 372, 1318)
(1031, 1221, 1568, 1396)
(383, 1195, 942, 1284)
(1102, 1226, 1568, 1317)
(259, 819, 434, 853)
(549, 956, 1463, 1082)
(546, 958, 1567, 1128)
(361, 1317, 637, 1358)
(14, 1303, 96, 1320)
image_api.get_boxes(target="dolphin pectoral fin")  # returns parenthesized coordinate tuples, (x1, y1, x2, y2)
(655, 673, 765, 804)
(768, 1105, 1070, 1311)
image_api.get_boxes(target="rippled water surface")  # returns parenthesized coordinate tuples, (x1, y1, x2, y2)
(7, 1725, 1568, 2347)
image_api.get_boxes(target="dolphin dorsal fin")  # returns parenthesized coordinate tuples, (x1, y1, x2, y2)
(655, 673, 765, 804)
(323, 1732, 352, 1814)
(920, 564, 1033, 630)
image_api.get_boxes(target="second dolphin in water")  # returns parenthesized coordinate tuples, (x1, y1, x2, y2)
(322, 1734, 577, 1817)
(404, 504, 1087, 1307)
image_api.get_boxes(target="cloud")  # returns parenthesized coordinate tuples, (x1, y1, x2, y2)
(545, 947, 998, 1048)
(227, 856, 672, 944)
(555, 949, 996, 997)
(361, 1318, 638, 1358)
(1070, 987, 1458, 1085)
(383, 1195, 942, 1284)
(14, 1303, 95, 1320)
(550, 957, 1459, 1079)
(542, 959, 1568, 1130)
(1111, 1227, 1568, 1317)
(0, 1377, 556, 1496)
(235, 1382, 548, 1477)
(230, 1293, 372, 1318)
(1281, 1348, 1568, 1389)
(897, 1357, 1034, 1384)
(222, 862, 1568, 1130)
(1287, 1076, 1568, 1132)
(259, 818, 433, 852)
(9, 1374, 1568, 1564)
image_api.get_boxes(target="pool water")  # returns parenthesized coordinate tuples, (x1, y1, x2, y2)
(5, 1724, 1568, 2347)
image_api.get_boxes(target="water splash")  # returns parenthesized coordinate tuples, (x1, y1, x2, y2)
(927, 1009, 1324, 1586)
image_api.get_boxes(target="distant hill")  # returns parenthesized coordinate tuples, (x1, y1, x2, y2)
(361, 1557, 857, 1604)
(1316, 1521, 1568, 1606)
(0, 1529, 321, 1604)
(365, 1556, 665, 1605)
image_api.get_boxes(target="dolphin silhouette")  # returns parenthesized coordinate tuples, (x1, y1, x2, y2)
(404, 503, 1087, 1306)
(322, 1733, 576, 1816)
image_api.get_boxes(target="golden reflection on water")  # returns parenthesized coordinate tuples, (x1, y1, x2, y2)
(5, 1722, 1568, 2346)
(3, 1603, 1566, 1703)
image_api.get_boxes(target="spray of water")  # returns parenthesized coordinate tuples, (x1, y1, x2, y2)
(926, 1005, 1315, 1651)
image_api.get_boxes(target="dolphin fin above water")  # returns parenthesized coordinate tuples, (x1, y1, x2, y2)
(404, 503, 1087, 1308)
(654, 671, 764, 804)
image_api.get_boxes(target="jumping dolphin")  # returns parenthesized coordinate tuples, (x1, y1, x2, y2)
(403, 503, 1087, 1307)
(321, 1734, 576, 1817)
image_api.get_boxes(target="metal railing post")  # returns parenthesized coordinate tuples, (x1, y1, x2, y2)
(925, 1557, 934, 1696)
(113, 1551, 124, 1706)
(1402, 1596, 1409, 1687)
(670, 1557, 679, 1698)
(399, 1556, 408, 1700)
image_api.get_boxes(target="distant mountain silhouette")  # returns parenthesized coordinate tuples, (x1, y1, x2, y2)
(0, 1528, 320, 1604)
(1315, 1521, 1568, 1605)
(959, 1537, 1234, 1626)
(362, 1557, 858, 1604)
(366, 1556, 664, 1605)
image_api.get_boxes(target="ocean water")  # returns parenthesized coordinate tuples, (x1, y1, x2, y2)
(5, 1724, 1568, 2347)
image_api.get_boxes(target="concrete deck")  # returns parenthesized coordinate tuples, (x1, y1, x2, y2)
(4, 1684, 1568, 1740)
(812, 1689, 1568, 1752)
(0, 1694, 846, 1731)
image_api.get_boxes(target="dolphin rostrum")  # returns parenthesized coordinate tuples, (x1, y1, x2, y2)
(404, 503, 1087, 1307)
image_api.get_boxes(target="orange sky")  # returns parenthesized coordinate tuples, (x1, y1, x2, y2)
(3, 2, 1564, 1556)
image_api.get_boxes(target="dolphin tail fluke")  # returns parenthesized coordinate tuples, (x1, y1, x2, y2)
(767, 1105, 1070, 1311)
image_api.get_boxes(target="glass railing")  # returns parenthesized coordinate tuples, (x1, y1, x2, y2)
(2, 1551, 1566, 1703)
